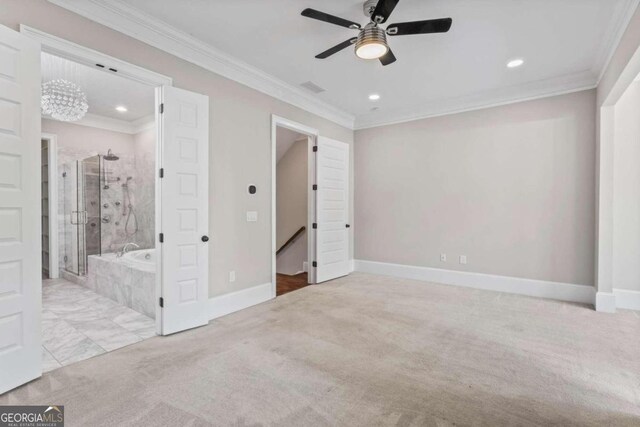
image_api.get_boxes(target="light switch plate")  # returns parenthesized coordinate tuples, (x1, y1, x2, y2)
(246, 211, 258, 222)
(229, 270, 236, 282)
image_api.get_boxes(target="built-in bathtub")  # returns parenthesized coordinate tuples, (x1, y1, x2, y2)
(86, 249, 156, 319)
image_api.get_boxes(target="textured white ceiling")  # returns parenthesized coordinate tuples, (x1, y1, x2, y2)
(121, 0, 633, 126)
(41, 53, 154, 122)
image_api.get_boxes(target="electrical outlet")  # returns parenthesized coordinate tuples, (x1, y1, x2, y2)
(459, 255, 467, 265)
(229, 271, 236, 283)
(246, 211, 258, 222)
(440, 253, 447, 262)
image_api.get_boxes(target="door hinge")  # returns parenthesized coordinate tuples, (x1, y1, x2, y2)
(159, 103, 164, 114)
(312, 184, 318, 191)
(159, 233, 164, 243)
(313, 146, 318, 152)
(159, 168, 164, 178)
(312, 261, 317, 268)
(159, 297, 164, 308)
(312, 223, 317, 229)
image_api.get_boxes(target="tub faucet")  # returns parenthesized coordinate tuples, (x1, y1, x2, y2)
(117, 242, 139, 257)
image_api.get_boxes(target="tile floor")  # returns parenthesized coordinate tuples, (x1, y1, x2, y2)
(42, 278, 156, 372)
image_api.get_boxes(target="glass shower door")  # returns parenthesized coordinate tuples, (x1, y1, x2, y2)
(63, 157, 102, 276)
(63, 160, 85, 275)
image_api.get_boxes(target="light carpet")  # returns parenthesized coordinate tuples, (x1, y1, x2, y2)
(2, 273, 639, 426)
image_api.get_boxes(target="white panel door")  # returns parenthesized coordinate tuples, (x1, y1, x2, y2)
(157, 86, 209, 335)
(315, 136, 350, 283)
(0, 25, 42, 393)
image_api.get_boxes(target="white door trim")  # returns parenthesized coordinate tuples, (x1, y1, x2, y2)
(595, 31, 640, 312)
(271, 115, 319, 297)
(20, 25, 172, 87)
(21, 26, 172, 331)
(41, 133, 59, 279)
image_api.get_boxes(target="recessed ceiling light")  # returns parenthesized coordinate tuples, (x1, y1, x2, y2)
(507, 58, 524, 69)
(115, 105, 128, 112)
(369, 94, 380, 101)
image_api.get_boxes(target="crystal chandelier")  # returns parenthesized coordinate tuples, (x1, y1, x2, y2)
(41, 79, 88, 122)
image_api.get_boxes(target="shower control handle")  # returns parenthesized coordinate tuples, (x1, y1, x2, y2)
(201, 235, 209, 242)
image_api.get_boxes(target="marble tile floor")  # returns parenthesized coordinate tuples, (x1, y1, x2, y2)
(42, 278, 156, 372)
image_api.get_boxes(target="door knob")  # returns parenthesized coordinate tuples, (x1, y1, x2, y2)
(345, 224, 351, 228)
(201, 235, 209, 242)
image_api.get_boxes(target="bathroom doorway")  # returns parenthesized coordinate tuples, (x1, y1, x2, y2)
(39, 51, 159, 371)
(0, 25, 212, 393)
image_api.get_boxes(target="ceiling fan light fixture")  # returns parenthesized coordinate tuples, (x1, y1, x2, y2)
(355, 25, 389, 60)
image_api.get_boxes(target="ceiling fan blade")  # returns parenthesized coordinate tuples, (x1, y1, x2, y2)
(379, 49, 396, 66)
(316, 38, 358, 59)
(302, 8, 361, 29)
(387, 18, 452, 36)
(371, 0, 399, 24)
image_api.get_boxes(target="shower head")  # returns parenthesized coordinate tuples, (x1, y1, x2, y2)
(103, 149, 119, 161)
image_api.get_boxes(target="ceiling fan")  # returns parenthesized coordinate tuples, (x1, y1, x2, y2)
(301, 0, 452, 66)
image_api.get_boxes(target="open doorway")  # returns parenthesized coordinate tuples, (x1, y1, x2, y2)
(39, 52, 158, 371)
(0, 25, 212, 393)
(271, 116, 352, 298)
(275, 127, 311, 296)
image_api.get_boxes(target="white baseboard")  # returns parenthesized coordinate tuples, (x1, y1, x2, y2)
(613, 288, 640, 311)
(595, 292, 617, 313)
(354, 260, 595, 305)
(208, 282, 273, 320)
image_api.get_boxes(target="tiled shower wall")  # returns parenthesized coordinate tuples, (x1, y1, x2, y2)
(133, 128, 156, 250)
(42, 120, 155, 273)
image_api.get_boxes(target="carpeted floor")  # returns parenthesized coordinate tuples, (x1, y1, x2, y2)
(2, 273, 639, 426)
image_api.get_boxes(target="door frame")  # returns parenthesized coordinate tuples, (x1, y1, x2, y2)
(21, 26, 173, 334)
(271, 115, 319, 297)
(41, 133, 59, 279)
(595, 40, 640, 312)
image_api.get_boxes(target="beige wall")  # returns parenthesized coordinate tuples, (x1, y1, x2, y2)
(354, 90, 597, 286)
(613, 81, 640, 291)
(2, 0, 354, 297)
(276, 139, 308, 275)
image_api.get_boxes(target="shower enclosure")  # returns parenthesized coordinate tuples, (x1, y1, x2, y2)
(63, 151, 137, 276)
(64, 155, 101, 276)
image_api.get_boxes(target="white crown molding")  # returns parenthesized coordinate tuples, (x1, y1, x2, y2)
(354, 70, 598, 129)
(595, 0, 640, 83)
(131, 114, 155, 133)
(47, 0, 356, 130)
(355, 260, 595, 305)
(48, 0, 639, 131)
(43, 113, 153, 135)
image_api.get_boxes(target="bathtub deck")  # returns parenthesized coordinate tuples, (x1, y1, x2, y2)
(42, 278, 156, 372)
